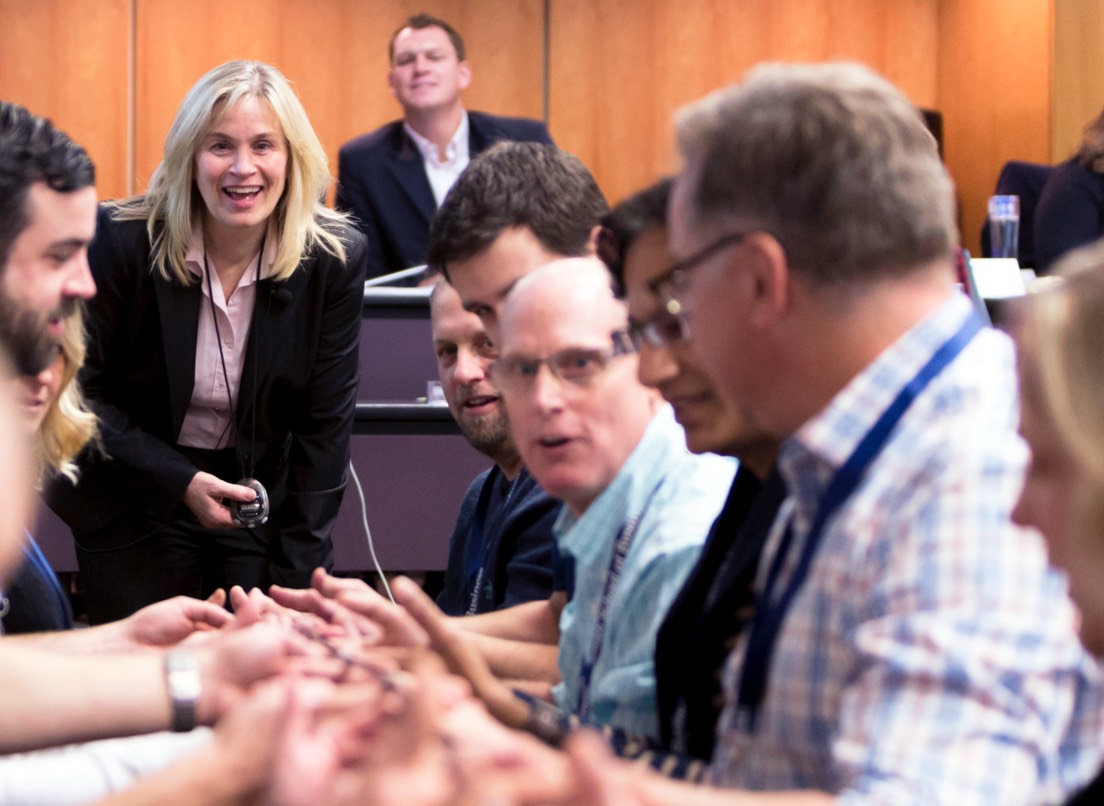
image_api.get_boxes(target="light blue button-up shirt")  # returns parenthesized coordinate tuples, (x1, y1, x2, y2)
(552, 405, 736, 739)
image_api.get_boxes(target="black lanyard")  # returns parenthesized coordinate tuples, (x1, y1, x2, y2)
(734, 313, 983, 731)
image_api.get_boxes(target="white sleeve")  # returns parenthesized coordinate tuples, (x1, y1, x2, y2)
(0, 729, 211, 805)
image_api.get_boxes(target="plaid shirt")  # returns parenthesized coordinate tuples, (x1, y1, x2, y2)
(710, 294, 1104, 803)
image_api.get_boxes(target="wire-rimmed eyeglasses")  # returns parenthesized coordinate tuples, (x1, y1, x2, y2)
(489, 330, 636, 392)
(647, 231, 749, 317)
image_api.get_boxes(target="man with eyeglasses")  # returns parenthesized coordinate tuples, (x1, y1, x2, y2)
(599, 178, 785, 770)
(391, 257, 733, 742)
(470, 257, 733, 739)
(550, 62, 1103, 803)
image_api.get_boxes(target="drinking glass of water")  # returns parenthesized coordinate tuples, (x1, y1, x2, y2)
(988, 195, 1020, 261)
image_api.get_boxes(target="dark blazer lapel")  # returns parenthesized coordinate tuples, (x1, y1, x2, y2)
(467, 111, 501, 156)
(240, 268, 309, 429)
(154, 278, 201, 436)
(385, 125, 436, 223)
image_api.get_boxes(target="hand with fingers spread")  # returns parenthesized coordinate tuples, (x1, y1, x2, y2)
(311, 567, 376, 598)
(227, 584, 320, 631)
(182, 471, 257, 529)
(113, 592, 234, 649)
(192, 622, 330, 724)
(392, 576, 529, 728)
(269, 583, 383, 642)
(330, 582, 431, 649)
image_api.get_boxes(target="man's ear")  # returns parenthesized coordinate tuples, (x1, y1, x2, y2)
(744, 232, 791, 327)
(584, 224, 604, 255)
(387, 68, 398, 99)
(457, 60, 472, 92)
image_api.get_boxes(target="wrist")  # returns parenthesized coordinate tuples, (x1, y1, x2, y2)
(517, 692, 569, 747)
(164, 650, 202, 731)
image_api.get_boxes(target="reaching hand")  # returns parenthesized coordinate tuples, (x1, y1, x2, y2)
(268, 583, 382, 641)
(392, 577, 527, 728)
(231, 677, 394, 806)
(311, 567, 374, 598)
(193, 623, 305, 724)
(182, 471, 256, 529)
(118, 593, 234, 649)
(311, 573, 430, 649)
(555, 731, 656, 806)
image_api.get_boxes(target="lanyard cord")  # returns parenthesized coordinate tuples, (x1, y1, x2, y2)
(575, 508, 643, 717)
(202, 232, 265, 480)
(464, 469, 520, 615)
(734, 313, 983, 731)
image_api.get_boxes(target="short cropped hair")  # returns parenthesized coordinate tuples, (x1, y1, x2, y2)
(0, 101, 95, 269)
(389, 13, 465, 62)
(599, 178, 672, 295)
(428, 142, 609, 279)
(113, 60, 349, 284)
(674, 62, 956, 286)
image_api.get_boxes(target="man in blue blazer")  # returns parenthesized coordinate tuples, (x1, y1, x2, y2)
(337, 13, 553, 279)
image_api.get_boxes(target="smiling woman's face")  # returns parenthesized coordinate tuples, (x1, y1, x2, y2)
(194, 96, 288, 247)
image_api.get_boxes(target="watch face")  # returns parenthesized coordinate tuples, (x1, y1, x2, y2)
(232, 478, 269, 526)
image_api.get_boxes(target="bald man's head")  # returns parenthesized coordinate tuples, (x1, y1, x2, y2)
(493, 257, 660, 515)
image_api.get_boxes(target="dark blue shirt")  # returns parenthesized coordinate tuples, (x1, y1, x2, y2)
(436, 466, 560, 616)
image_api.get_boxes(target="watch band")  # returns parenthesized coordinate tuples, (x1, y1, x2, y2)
(521, 695, 570, 747)
(164, 650, 201, 732)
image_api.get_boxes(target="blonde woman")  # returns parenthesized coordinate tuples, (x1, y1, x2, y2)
(5, 311, 97, 632)
(33, 309, 98, 484)
(1013, 242, 1104, 803)
(51, 60, 367, 623)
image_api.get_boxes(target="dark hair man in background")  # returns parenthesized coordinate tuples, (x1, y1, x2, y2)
(337, 13, 554, 279)
(427, 140, 609, 337)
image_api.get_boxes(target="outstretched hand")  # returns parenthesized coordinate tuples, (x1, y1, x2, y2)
(194, 623, 315, 724)
(268, 582, 382, 642)
(304, 569, 430, 649)
(119, 592, 233, 648)
(392, 576, 528, 728)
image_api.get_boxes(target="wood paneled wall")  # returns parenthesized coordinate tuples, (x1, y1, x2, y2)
(1053, 0, 1104, 162)
(0, 0, 1061, 257)
(548, 0, 939, 209)
(130, 0, 543, 200)
(938, 0, 1052, 256)
(0, 0, 131, 199)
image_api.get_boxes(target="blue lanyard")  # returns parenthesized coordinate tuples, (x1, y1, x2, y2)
(576, 513, 641, 717)
(464, 469, 517, 615)
(734, 313, 983, 731)
(15, 532, 72, 628)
